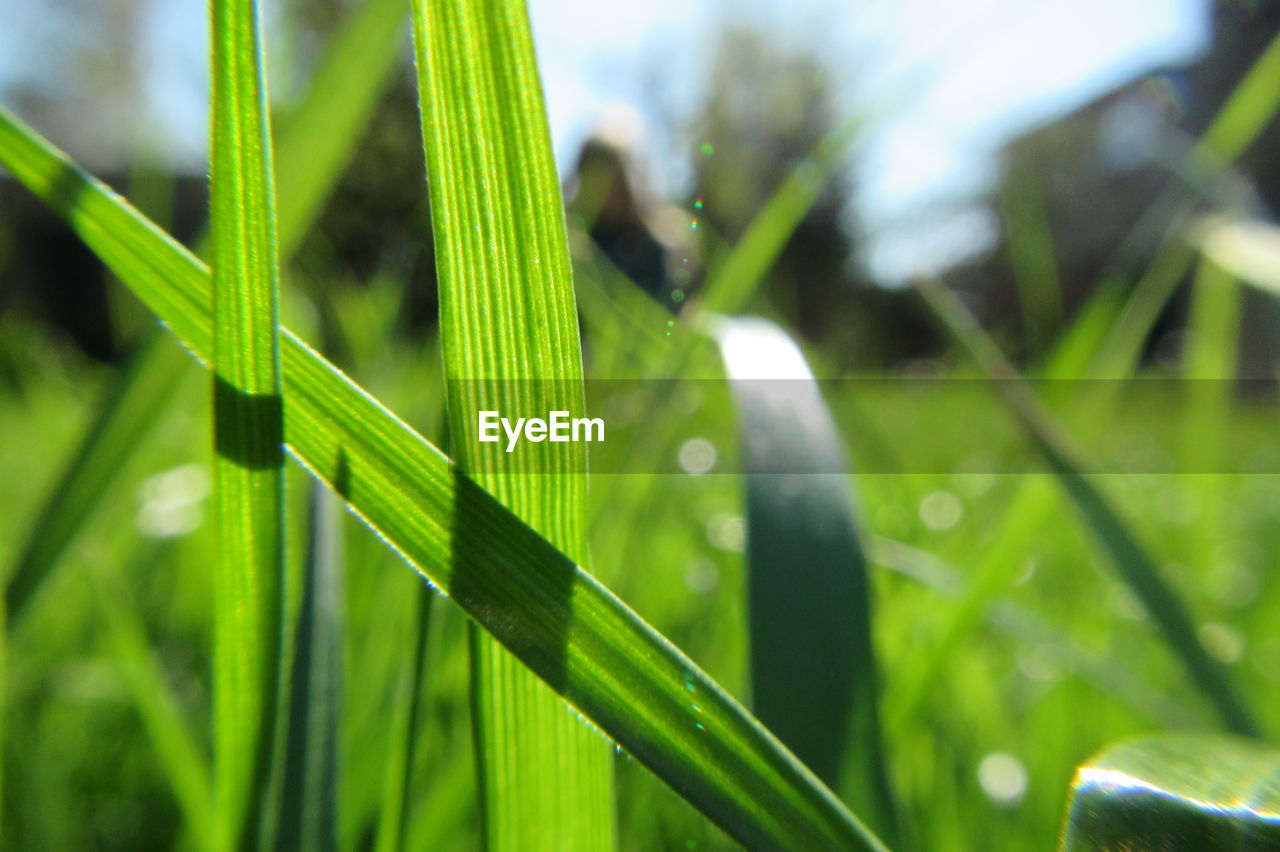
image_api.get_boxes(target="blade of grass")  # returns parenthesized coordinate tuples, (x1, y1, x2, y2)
(273, 0, 407, 253)
(0, 106, 887, 852)
(279, 484, 344, 851)
(1180, 255, 1240, 573)
(85, 541, 215, 852)
(914, 275, 1260, 738)
(5, 331, 191, 622)
(374, 585, 433, 852)
(1000, 165, 1062, 357)
(714, 316, 899, 843)
(408, 0, 613, 846)
(1061, 735, 1280, 850)
(4, 0, 408, 628)
(208, 0, 287, 845)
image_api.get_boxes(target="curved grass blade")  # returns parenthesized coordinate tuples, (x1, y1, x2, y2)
(279, 484, 344, 851)
(1193, 214, 1280, 294)
(0, 106, 887, 852)
(1061, 735, 1280, 851)
(208, 0, 287, 845)
(914, 275, 1260, 738)
(409, 0, 613, 845)
(714, 316, 898, 843)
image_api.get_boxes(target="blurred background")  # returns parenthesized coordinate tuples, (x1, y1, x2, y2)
(3, 0, 1280, 849)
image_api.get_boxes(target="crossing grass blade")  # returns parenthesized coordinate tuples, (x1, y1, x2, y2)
(914, 276, 1261, 738)
(207, 0, 287, 845)
(1061, 735, 1280, 850)
(0, 105, 887, 852)
(408, 0, 614, 846)
(714, 316, 899, 843)
(3, 0, 407, 629)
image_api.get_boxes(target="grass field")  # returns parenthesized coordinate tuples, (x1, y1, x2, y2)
(3, 1, 1280, 850)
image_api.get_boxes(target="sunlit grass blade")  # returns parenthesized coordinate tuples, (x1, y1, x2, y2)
(274, 0, 407, 252)
(279, 485, 344, 851)
(0, 106, 886, 852)
(1190, 30, 1280, 172)
(715, 316, 898, 842)
(4, 0, 406, 628)
(699, 119, 859, 317)
(1061, 735, 1280, 850)
(5, 331, 191, 623)
(1193, 214, 1280, 294)
(408, 0, 612, 845)
(1180, 255, 1240, 573)
(86, 542, 215, 851)
(915, 275, 1261, 738)
(208, 0, 287, 845)
(374, 586, 433, 852)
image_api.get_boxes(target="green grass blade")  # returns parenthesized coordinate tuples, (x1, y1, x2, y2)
(1194, 215, 1280, 294)
(1180, 255, 1240, 572)
(700, 120, 859, 317)
(208, 0, 287, 845)
(274, 0, 407, 253)
(1190, 30, 1280, 171)
(915, 276, 1261, 738)
(4, 0, 406, 628)
(279, 485, 344, 851)
(0, 106, 886, 852)
(408, 0, 612, 846)
(5, 331, 191, 622)
(715, 316, 898, 842)
(1061, 735, 1280, 850)
(86, 542, 216, 852)
(374, 586, 433, 852)
(1000, 166, 1062, 357)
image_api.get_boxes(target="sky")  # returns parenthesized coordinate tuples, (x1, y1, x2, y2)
(0, 0, 1212, 280)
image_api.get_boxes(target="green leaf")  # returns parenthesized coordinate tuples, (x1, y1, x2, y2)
(408, 0, 613, 845)
(208, 0, 287, 845)
(4, 0, 407, 628)
(1061, 734, 1280, 851)
(914, 276, 1261, 739)
(714, 316, 900, 843)
(0, 105, 886, 852)
(278, 485, 344, 851)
